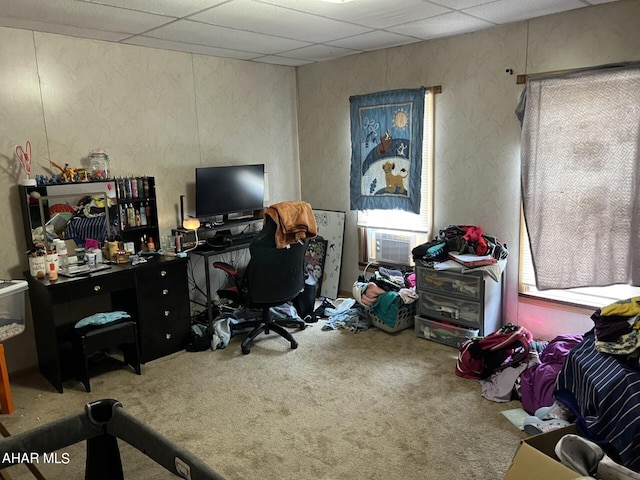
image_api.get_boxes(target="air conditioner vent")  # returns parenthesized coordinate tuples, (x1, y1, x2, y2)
(365, 228, 428, 266)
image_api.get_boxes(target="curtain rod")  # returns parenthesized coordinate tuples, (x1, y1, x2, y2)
(516, 61, 640, 84)
(516, 69, 572, 84)
(349, 85, 442, 102)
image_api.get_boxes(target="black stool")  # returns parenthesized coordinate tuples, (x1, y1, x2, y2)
(75, 321, 141, 392)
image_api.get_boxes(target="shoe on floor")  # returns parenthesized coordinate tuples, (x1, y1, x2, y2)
(554, 433, 603, 476)
(535, 400, 575, 422)
(523, 415, 572, 435)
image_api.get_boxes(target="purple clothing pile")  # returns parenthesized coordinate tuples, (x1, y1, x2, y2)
(519, 334, 583, 414)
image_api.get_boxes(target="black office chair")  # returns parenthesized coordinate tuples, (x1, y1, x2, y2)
(213, 214, 309, 354)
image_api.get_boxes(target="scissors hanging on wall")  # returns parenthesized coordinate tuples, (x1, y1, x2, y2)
(15, 140, 33, 182)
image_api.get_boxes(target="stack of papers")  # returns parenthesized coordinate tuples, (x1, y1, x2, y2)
(448, 252, 497, 268)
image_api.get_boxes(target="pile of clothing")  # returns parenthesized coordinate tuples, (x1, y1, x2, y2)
(351, 267, 418, 329)
(592, 296, 640, 357)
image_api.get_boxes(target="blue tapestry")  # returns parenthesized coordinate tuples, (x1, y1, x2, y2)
(349, 88, 425, 213)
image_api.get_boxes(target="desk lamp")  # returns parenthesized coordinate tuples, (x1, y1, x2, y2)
(182, 217, 201, 254)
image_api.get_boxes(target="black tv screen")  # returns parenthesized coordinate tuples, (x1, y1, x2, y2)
(195, 164, 265, 218)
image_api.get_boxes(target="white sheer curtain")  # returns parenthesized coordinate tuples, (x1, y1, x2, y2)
(517, 64, 640, 290)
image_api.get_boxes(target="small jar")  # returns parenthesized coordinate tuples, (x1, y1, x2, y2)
(89, 149, 110, 180)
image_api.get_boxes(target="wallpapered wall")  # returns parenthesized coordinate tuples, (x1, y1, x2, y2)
(1, 1, 639, 373)
(0, 29, 300, 372)
(296, 0, 640, 340)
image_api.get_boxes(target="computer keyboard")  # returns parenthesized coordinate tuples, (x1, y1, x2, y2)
(228, 231, 258, 246)
(206, 231, 258, 250)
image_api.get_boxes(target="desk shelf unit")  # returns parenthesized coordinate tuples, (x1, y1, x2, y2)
(18, 177, 160, 252)
(24, 257, 190, 393)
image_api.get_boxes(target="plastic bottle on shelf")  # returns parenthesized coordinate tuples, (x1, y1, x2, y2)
(131, 176, 139, 198)
(139, 235, 147, 252)
(48, 261, 58, 282)
(139, 205, 147, 226)
(145, 202, 152, 223)
(147, 237, 156, 252)
(56, 239, 68, 269)
(127, 203, 136, 227)
(119, 204, 127, 229)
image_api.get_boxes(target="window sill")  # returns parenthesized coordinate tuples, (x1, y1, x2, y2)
(518, 291, 598, 312)
(519, 283, 640, 310)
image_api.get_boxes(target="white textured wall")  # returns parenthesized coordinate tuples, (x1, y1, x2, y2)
(297, 0, 640, 339)
(0, 30, 299, 372)
(1, 1, 639, 374)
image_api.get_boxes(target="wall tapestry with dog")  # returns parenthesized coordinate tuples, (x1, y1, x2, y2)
(349, 87, 425, 214)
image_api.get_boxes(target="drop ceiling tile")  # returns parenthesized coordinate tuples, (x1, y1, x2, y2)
(147, 19, 311, 54)
(428, 0, 498, 9)
(0, 0, 171, 34)
(388, 11, 495, 40)
(463, 0, 588, 24)
(328, 30, 420, 52)
(258, 0, 452, 29)
(79, 0, 227, 18)
(189, 0, 371, 43)
(251, 55, 313, 66)
(279, 43, 359, 62)
(0, 17, 130, 42)
(123, 35, 260, 60)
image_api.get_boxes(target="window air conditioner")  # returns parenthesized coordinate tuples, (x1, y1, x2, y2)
(365, 228, 429, 266)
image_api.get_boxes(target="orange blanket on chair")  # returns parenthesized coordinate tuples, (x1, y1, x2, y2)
(265, 201, 317, 248)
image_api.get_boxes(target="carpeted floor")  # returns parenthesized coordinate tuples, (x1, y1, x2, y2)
(0, 321, 527, 479)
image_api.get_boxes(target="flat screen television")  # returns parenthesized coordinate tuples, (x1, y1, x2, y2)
(195, 164, 265, 219)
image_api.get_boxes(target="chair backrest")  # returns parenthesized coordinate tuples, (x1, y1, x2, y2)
(244, 215, 307, 305)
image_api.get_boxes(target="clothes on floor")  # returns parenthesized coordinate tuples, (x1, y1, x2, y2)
(210, 304, 304, 350)
(518, 334, 583, 414)
(322, 300, 370, 332)
(480, 351, 541, 403)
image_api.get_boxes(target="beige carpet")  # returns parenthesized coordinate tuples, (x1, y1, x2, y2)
(0, 322, 527, 479)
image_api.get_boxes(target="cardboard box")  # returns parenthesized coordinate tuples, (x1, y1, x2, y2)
(504, 425, 582, 480)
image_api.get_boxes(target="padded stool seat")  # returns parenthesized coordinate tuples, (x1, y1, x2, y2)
(74, 321, 141, 392)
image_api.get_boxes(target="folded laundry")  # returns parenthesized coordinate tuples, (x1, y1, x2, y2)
(74, 311, 131, 329)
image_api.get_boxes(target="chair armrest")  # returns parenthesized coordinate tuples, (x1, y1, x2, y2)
(212, 261, 238, 276)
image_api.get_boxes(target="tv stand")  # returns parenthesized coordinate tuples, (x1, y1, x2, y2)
(172, 210, 265, 244)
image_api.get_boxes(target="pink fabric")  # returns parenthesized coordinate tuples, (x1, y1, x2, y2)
(360, 282, 386, 307)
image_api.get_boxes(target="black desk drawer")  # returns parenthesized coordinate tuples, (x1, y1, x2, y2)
(48, 270, 135, 303)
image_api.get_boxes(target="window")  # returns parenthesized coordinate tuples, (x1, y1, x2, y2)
(519, 213, 640, 308)
(357, 89, 434, 234)
(517, 63, 640, 306)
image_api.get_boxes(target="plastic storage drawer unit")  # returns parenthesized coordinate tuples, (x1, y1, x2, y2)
(415, 315, 479, 348)
(0, 279, 28, 414)
(0, 280, 28, 342)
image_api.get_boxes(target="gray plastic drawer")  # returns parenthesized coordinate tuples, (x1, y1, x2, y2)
(415, 267, 482, 300)
(417, 292, 481, 329)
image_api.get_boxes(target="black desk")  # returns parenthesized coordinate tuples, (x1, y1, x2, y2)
(174, 216, 263, 329)
(189, 243, 252, 330)
(24, 256, 190, 393)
